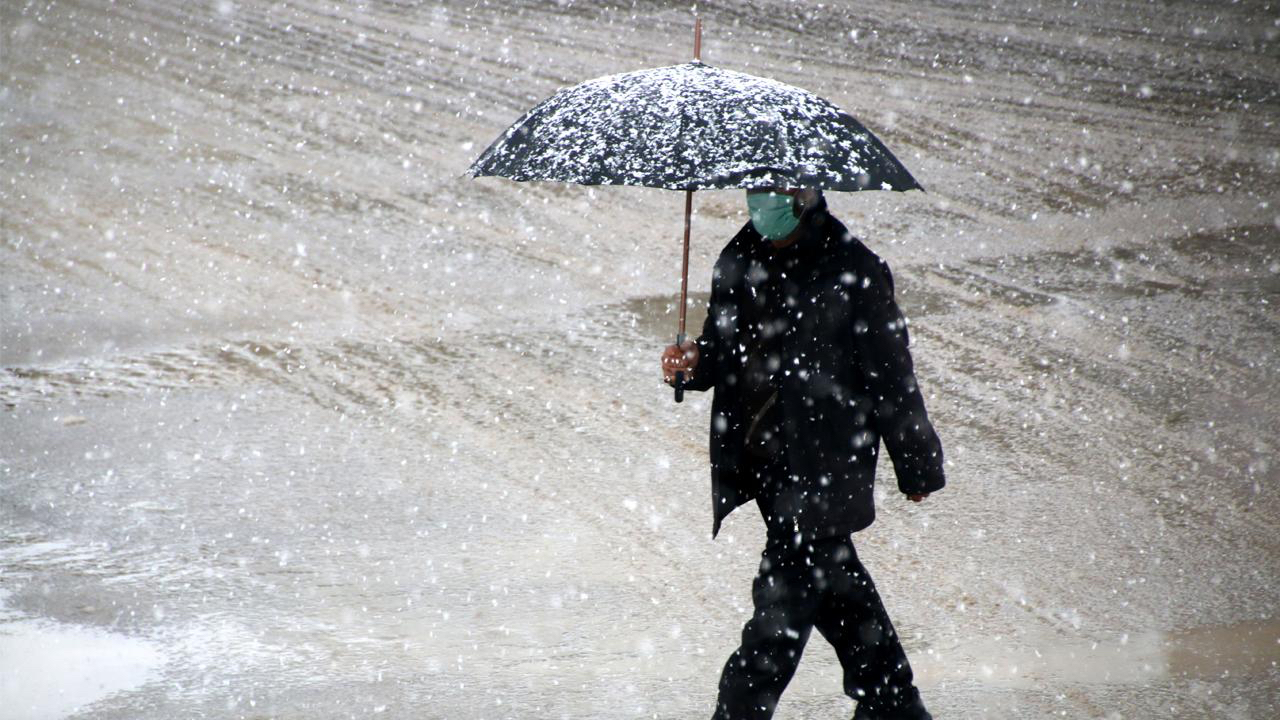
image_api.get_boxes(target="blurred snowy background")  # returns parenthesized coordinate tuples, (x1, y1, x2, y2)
(1, 1, 1277, 718)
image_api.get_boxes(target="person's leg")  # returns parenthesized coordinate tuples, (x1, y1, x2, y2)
(811, 537, 932, 720)
(711, 541, 821, 720)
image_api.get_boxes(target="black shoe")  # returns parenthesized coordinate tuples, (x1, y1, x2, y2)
(852, 695, 933, 720)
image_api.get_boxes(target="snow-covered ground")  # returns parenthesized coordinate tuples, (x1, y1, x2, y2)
(2, 1, 1277, 718)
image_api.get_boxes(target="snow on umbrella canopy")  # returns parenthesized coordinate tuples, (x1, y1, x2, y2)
(467, 61, 922, 192)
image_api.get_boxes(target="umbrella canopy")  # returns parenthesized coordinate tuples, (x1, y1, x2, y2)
(468, 31, 923, 403)
(467, 61, 921, 193)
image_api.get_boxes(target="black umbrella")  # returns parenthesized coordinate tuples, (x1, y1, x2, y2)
(468, 19, 921, 400)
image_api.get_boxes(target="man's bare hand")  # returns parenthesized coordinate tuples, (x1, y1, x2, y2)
(907, 493, 930, 502)
(661, 341, 699, 385)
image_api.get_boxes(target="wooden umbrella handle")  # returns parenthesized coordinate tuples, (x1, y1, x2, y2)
(674, 188, 693, 404)
(673, 332, 686, 403)
(675, 18, 700, 404)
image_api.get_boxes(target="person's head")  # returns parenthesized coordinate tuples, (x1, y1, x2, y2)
(745, 186, 822, 243)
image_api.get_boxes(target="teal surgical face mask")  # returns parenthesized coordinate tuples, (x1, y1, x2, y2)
(746, 191, 799, 241)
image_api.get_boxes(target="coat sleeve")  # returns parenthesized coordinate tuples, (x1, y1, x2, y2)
(853, 258, 946, 496)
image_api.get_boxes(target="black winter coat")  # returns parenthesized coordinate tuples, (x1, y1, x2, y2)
(684, 197, 946, 540)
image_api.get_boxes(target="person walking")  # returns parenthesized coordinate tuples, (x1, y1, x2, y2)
(661, 186, 945, 720)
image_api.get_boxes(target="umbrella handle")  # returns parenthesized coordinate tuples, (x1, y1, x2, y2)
(672, 332, 686, 403)
(673, 187, 693, 405)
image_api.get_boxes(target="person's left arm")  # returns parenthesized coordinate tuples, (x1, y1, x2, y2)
(852, 257, 946, 499)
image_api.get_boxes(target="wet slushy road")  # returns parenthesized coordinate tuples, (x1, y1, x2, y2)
(2, 1, 1278, 718)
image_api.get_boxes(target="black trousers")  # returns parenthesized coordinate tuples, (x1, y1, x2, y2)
(711, 456, 932, 720)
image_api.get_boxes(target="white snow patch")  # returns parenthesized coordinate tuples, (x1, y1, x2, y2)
(0, 592, 165, 720)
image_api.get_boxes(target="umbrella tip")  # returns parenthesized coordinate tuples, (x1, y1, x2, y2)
(693, 16, 702, 61)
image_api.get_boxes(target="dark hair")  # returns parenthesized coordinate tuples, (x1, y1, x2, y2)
(792, 188, 824, 216)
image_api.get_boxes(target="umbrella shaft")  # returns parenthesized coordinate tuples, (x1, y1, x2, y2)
(679, 189, 693, 337)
